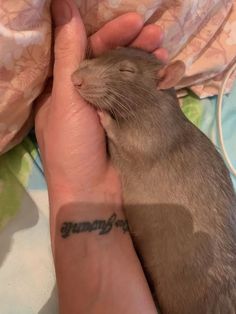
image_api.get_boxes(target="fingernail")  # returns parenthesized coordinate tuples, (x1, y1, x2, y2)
(52, 0, 72, 26)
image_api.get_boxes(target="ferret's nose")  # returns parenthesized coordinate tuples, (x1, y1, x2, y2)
(71, 72, 84, 88)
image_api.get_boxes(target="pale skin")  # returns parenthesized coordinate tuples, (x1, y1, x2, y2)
(35, 0, 168, 313)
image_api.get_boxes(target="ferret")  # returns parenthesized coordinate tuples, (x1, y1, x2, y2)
(72, 47, 236, 313)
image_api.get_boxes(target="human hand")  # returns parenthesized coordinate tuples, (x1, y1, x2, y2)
(35, 2, 167, 312)
(35, 0, 168, 216)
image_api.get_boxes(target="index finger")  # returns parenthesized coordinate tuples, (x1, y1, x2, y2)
(89, 13, 144, 56)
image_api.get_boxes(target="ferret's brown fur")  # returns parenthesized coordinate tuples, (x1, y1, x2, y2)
(72, 47, 236, 313)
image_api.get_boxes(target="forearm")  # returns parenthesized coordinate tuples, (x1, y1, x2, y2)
(50, 192, 157, 314)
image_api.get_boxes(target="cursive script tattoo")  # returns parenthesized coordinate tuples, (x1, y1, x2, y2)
(60, 213, 129, 238)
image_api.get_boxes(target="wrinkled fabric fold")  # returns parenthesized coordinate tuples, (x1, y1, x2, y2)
(0, 0, 236, 153)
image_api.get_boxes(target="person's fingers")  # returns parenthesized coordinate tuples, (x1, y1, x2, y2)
(52, 0, 87, 84)
(130, 24, 163, 52)
(153, 48, 169, 63)
(89, 13, 143, 56)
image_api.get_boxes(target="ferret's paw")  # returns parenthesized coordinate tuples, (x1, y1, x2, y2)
(97, 111, 112, 129)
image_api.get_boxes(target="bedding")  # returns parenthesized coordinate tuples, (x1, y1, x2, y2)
(0, 0, 236, 153)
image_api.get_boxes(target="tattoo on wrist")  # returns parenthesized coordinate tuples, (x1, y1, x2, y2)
(60, 213, 129, 238)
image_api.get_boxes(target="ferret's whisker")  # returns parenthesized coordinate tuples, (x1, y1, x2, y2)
(103, 95, 129, 120)
(99, 99, 122, 127)
(107, 89, 137, 117)
(105, 92, 132, 118)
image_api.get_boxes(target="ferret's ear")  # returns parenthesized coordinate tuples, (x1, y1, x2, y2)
(156, 60, 185, 90)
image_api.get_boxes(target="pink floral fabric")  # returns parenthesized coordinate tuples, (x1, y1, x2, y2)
(0, 0, 51, 153)
(0, 0, 236, 153)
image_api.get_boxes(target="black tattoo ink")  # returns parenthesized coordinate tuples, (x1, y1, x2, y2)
(60, 213, 129, 238)
(99, 213, 117, 235)
(115, 219, 129, 233)
(61, 222, 73, 239)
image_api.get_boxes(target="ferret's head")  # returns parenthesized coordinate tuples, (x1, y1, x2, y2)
(72, 47, 185, 119)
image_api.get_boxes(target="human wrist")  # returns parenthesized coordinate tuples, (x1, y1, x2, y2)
(53, 201, 130, 314)
(53, 199, 157, 314)
(47, 181, 123, 246)
(46, 165, 122, 214)
(48, 184, 122, 213)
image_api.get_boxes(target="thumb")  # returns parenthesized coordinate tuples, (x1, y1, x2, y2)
(52, 0, 87, 86)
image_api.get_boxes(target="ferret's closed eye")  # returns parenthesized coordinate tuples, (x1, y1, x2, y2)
(118, 61, 136, 73)
(119, 67, 135, 73)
